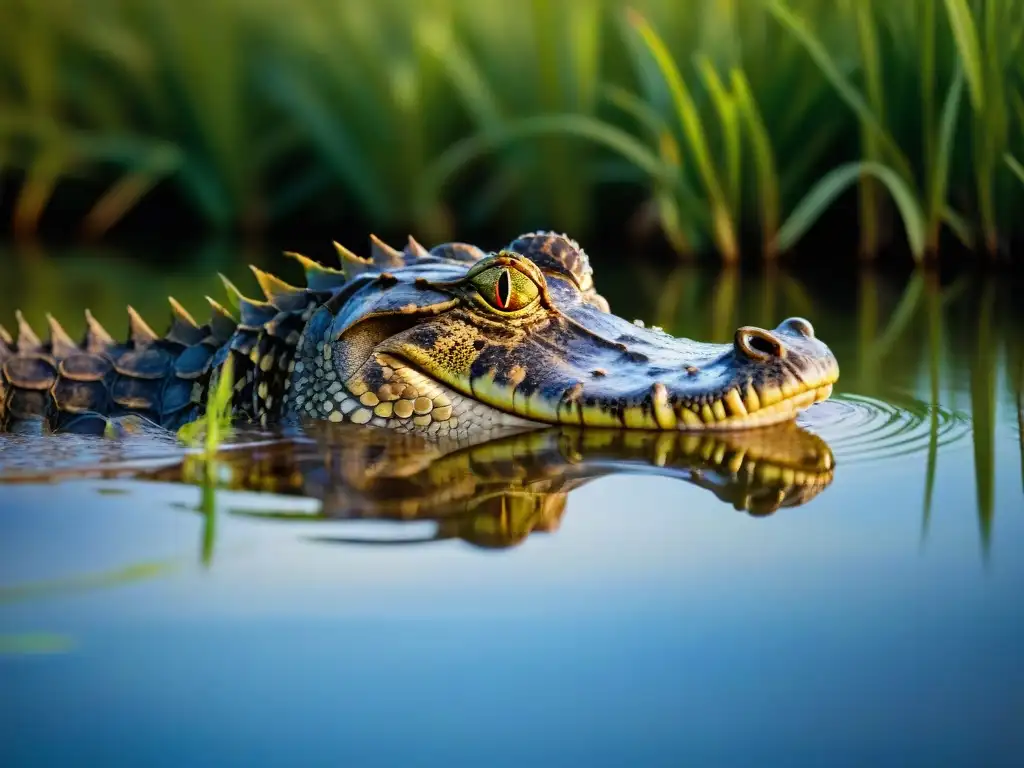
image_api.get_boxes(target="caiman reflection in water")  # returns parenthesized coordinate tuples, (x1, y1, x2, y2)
(139, 421, 836, 549)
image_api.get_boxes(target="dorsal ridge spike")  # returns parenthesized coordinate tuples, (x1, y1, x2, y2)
(406, 234, 431, 260)
(284, 250, 348, 291)
(205, 295, 236, 320)
(14, 310, 42, 350)
(0, 324, 12, 346)
(204, 296, 238, 344)
(45, 312, 78, 356)
(370, 233, 405, 268)
(126, 305, 159, 346)
(333, 240, 372, 264)
(168, 296, 198, 327)
(284, 250, 326, 274)
(249, 264, 301, 300)
(218, 273, 246, 310)
(83, 309, 115, 352)
(333, 240, 374, 278)
(82, 309, 115, 342)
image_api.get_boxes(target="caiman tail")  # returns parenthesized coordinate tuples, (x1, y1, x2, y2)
(0, 264, 338, 434)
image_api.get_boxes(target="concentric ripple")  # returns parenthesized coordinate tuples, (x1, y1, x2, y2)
(798, 392, 973, 466)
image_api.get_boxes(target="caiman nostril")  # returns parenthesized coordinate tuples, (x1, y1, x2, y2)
(735, 326, 786, 361)
(776, 317, 815, 338)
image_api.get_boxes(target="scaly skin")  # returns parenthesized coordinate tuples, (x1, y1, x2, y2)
(0, 232, 839, 437)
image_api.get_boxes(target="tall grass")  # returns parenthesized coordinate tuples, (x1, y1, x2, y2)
(1, 0, 1023, 261)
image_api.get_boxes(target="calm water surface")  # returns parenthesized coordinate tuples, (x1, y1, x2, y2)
(2, 245, 1023, 766)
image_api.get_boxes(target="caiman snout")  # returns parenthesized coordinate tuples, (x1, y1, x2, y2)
(734, 317, 815, 362)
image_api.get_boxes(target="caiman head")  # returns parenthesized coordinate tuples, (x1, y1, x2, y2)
(287, 232, 839, 438)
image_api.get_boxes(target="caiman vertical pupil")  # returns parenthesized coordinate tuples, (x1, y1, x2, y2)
(496, 269, 511, 310)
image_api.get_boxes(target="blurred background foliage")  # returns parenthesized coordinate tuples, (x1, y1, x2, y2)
(1, 0, 1023, 262)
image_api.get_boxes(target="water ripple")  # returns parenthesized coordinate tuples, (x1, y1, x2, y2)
(799, 393, 973, 466)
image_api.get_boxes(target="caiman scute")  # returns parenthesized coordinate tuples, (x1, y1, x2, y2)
(0, 232, 840, 438)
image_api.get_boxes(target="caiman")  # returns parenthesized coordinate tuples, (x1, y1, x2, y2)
(0, 232, 839, 438)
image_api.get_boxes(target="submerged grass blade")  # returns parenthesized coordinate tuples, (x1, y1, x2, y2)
(0, 633, 76, 656)
(177, 353, 234, 455)
(0, 561, 177, 605)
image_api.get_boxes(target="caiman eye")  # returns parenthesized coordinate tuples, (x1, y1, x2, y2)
(471, 266, 540, 313)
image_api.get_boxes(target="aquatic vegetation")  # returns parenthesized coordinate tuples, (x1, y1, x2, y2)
(1, 0, 1022, 261)
(177, 354, 234, 457)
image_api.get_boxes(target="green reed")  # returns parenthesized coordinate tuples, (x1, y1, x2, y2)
(1, 0, 1023, 261)
(971, 281, 997, 555)
(177, 351, 234, 567)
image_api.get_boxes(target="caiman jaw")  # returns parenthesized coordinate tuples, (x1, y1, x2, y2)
(515, 319, 837, 431)
(374, 314, 839, 433)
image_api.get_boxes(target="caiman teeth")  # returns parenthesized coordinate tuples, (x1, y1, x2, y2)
(743, 384, 760, 412)
(724, 389, 747, 417)
(650, 383, 676, 429)
(671, 381, 835, 431)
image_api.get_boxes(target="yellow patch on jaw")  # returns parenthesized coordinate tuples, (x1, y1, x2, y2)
(580, 402, 623, 427)
(470, 368, 516, 411)
(623, 404, 659, 429)
(522, 390, 561, 422)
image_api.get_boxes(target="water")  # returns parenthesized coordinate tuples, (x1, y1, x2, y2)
(2, 246, 1023, 766)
